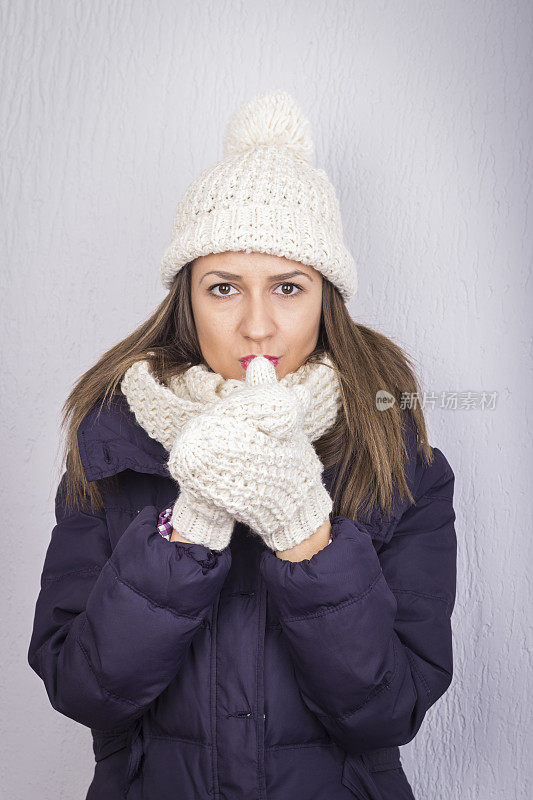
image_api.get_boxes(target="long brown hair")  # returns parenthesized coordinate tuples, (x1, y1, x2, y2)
(58, 261, 433, 519)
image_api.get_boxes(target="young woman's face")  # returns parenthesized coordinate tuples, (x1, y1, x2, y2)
(190, 251, 323, 380)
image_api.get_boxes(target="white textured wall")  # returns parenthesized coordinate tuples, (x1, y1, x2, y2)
(3, 1, 531, 798)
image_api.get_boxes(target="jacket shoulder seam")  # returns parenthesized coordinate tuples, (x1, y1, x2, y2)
(390, 588, 450, 606)
(41, 566, 102, 586)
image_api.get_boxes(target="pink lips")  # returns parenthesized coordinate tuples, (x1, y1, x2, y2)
(239, 355, 280, 370)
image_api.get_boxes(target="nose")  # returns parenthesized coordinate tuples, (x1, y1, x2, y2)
(238, 294, 277, 343)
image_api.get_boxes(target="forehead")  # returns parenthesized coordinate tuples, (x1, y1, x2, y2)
(192, 251, 318, 281)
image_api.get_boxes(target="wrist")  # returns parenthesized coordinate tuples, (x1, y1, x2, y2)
(275, 517, 332, 561)
(170, 529, 195, 544)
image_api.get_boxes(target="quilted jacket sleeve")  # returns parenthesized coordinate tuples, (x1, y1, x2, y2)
(259, 447, 457, 754)
(28, 472, 232, 731)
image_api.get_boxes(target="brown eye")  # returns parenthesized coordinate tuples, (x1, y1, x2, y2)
(208, 283, 237, 297)
(275, 283, 303, 298)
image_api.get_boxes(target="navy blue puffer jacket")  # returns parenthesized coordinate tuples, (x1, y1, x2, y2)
(28, 395, 457, 800)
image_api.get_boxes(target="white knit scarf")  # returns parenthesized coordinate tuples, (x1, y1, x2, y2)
(120, 353, 343, 453)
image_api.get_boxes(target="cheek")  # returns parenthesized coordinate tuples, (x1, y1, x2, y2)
(281, 301, 321, 335)
(193, 296, 223, 328)
(195, 308, 235, 346)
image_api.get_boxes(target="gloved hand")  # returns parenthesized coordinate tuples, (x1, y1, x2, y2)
(168, 356, 333, 552)
(168, 486, 235, 552)
(167, 429, 236, 553)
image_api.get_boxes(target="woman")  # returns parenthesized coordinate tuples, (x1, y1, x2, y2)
(28, 90, 457, 800)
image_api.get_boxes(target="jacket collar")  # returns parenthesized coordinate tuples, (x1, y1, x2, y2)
(77, 393, 419, 544)
(77, 393, 171, 482)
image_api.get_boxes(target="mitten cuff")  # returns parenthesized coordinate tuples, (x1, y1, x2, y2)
(261, 480, 333, 552)
(170, 489, 235, 552)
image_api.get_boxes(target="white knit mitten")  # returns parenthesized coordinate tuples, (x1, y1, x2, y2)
(168, 488, 235, 552)
(168, 356, 333, 552)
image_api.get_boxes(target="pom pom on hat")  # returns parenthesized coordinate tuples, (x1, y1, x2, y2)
(222, 89, 315, 163)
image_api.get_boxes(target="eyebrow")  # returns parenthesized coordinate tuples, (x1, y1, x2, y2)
(199, 269, 314, 285)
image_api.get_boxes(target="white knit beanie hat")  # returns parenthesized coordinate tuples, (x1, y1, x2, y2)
(160, 89, 358, 302)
